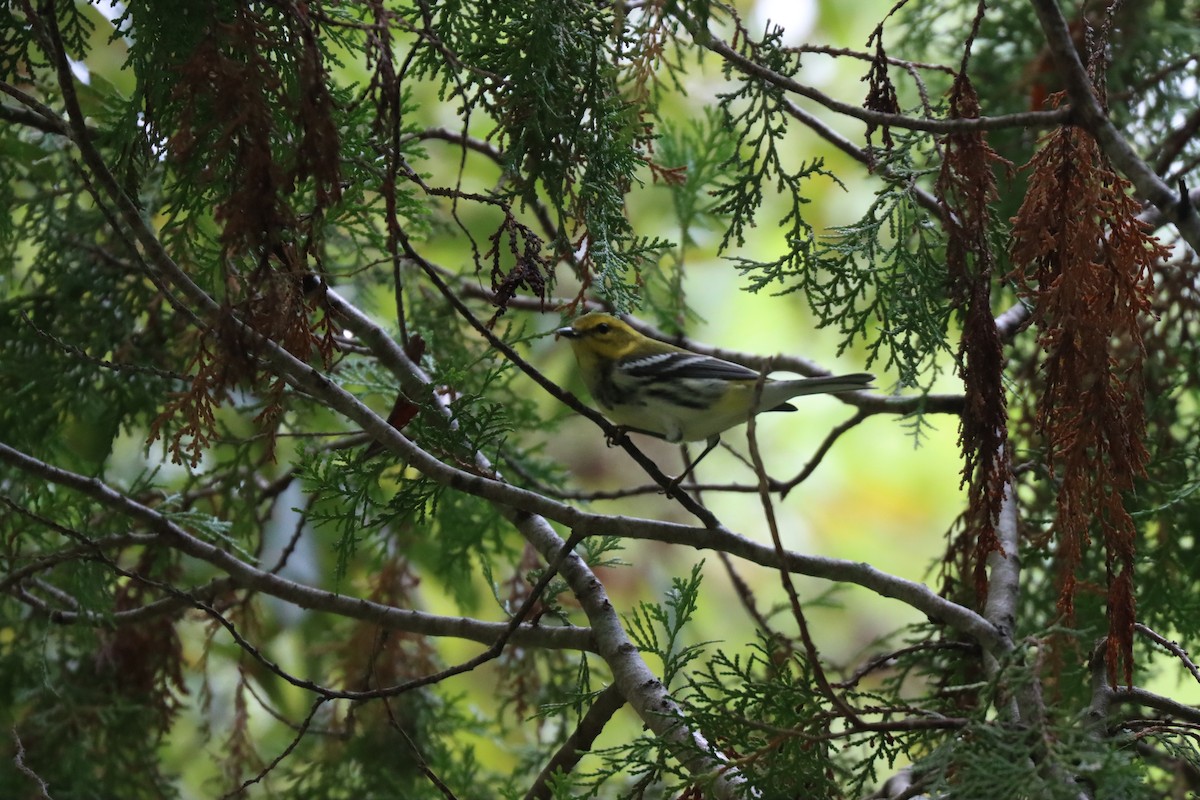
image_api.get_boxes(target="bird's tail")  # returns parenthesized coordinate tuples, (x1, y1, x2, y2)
(759, 372, 874, 411)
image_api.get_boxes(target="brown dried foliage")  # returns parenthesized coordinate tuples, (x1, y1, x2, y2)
(862, 33, 901, 152)
(343, 559, 440, 689)
(936, 74, 1012, 605)
(149, 4, 343, 465)
(95, 550, 188, 732)
(495, 543, 561, 727)
(485, 212, 549, 324)
(222, 669, 266, 788)
(622, 0, 670, 106)
(1010, 120, 1170, 685)
(150, 253, 334, 466)
(336, 559, 440, 736)
(168, 6, 341, 257)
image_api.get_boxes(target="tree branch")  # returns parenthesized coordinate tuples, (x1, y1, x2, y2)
(683, 15, 1070, 135)
(0, 441, 593, 653)
(747, 385, 864, 726)
(618, 516, 1005, 653)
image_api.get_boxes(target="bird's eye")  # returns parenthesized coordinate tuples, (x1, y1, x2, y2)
(594, 323, 611, 334)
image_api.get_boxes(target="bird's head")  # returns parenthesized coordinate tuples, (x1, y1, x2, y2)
(555, 312, 641, 360)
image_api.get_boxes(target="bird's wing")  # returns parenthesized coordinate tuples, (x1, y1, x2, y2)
(617, 351, 760, 382)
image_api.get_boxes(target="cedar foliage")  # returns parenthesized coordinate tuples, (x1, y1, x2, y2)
(3, 1, 1200, 798)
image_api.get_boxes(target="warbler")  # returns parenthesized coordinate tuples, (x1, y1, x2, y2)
(555, 312, 874, 469)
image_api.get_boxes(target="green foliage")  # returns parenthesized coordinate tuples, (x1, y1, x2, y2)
(627, 562, 708, 688)
(0, 186, 174, 467)
(921, 717, 1150, 800)
(712, 23, 960, 388)
(794, 136, 954, 387)
(644, 108, 740, 327)
(712, 26, 843, 327)
(658, 109, 739, 248)
(412, 0, 664, 311)
(683, 639, 842, 798)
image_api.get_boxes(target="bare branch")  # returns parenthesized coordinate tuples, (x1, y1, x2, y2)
(0, 80, 68, 134)
(1113, 688, 1200, 727)
(982, 480, 1020, 647)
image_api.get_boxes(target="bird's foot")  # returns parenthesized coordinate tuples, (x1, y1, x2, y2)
(605, 427, 630, 447)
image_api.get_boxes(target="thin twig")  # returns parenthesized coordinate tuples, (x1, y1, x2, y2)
(784, 43, 955, 75)
(389, 709, 462, 800)
(834, 641, 977, 689)
(781, 409, 870, 497)
(525, 684, 627, 800)
(219, 698, 328, 798)
(1135, 623, 1200, 686)
(0, 80, 67, 133)
(746, 362, 864, 728)
(12, 727, 55, 800)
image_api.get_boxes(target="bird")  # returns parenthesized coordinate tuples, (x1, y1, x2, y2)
(555, 311, 874, 479)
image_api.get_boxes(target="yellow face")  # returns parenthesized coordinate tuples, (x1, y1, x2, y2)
(555, 312, 641, 360)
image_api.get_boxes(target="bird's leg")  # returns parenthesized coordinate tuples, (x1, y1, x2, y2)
(605, 426, 631, 447)
(664, 436, 720, 493)
(606, 424, 665, 448)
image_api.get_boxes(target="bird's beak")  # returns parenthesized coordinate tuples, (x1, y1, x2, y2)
(555, 325, 579, 340)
